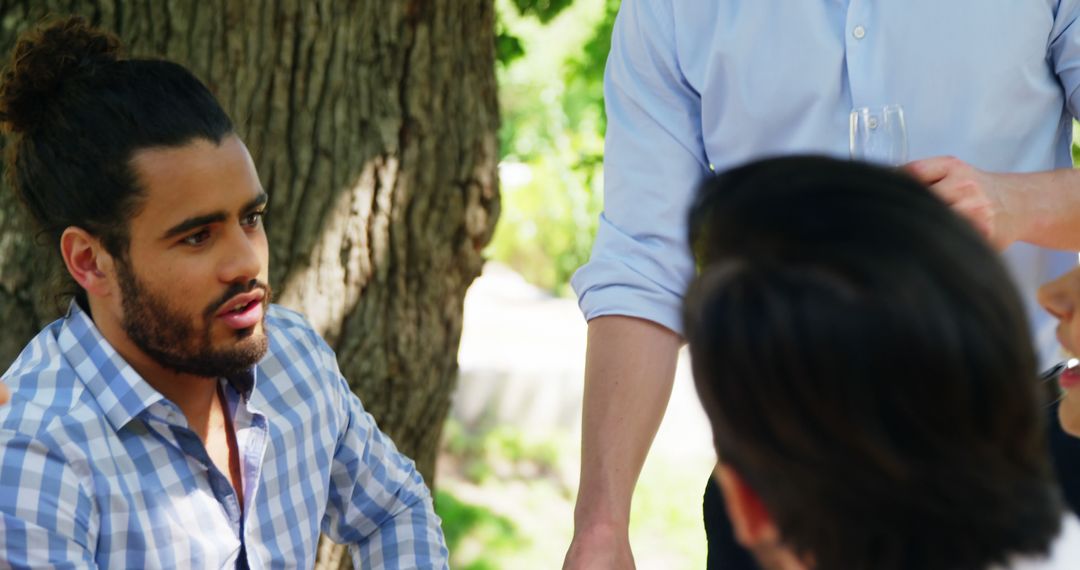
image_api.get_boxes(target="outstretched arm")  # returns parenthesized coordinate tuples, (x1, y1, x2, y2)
(906, 158, 1080, 251)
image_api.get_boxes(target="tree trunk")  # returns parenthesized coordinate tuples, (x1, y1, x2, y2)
(0, 1, 499, 566)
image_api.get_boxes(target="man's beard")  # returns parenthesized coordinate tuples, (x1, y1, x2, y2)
(117, 260, 271, 379)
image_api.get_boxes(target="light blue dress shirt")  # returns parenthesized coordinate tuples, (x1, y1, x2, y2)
(0, 302, 448, 569)
(572, 0, 1080, 366)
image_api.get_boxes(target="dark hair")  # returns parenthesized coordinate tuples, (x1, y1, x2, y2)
(684, 156, 1062, 570)
(0, 16, 233, 303)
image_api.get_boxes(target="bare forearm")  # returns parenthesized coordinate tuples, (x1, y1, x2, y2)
(1011, 168, 1080, 250)
(573, 315, 682, 533)
(906, 159, 1080, 251)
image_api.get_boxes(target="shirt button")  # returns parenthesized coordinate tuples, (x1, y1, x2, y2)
(853, 25, 867, 39)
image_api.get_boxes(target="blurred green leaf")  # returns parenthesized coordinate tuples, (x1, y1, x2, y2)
(496, 30, 526, 66)
(510, 0, 575, 23)
(436, 489, 528, 569)
(491, 0, 618, 293)
(563, 0, 618, 133)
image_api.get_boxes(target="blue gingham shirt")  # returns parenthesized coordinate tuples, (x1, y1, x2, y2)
(0, 302, 448, 568)
(573, 0, 1080, 368)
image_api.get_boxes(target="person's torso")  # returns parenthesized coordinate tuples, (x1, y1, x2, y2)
(670, 0, 1077, 365)
(0, 306, 343, 568)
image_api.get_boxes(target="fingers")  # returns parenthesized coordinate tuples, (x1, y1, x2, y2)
(905, 156, 1004, 245)
(906, 157, 976, 203)
(904, 156, 963, 187)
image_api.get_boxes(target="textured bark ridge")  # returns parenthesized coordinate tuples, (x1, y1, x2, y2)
(0, 2, 499, 565)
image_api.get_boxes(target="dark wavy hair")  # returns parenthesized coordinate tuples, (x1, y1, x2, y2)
(685, 156, 1062, 570)
(0, 16, 233, 304)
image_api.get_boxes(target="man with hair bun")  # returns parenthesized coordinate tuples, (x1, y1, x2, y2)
(0, 17, 448, 569)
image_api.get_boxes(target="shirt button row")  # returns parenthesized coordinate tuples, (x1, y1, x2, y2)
(853, 25, 866, 39)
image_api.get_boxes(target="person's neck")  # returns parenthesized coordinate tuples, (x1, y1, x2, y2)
(86, 296, 220, 442)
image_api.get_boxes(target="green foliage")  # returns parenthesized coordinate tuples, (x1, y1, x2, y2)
(509, 0, 575, 22)
(437, 419, 573, 568)
(1073, 120, 1080, 165)
(490, 0, 618, 293)
(497, 0, 575, 66)
(495, 27, 525, 66)
(436, 490, 528, 570)
(442, 418, 563, 485)
(563, 0, 619, 135)
(437, 413, 710, 567)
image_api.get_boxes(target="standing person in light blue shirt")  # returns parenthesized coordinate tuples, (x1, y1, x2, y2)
(0, 17, 448, 568)
(565, 1, 1080, 568)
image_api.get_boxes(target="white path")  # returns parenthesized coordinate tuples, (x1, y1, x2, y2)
(442, 261, 716, 568)
(453, 261, 714, 461)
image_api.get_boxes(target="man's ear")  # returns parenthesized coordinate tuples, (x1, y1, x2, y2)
(715, 463, 781, 549)
(60, 227, 116, 298)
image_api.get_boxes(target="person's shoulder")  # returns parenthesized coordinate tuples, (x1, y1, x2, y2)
(1, 372, 99, 448)
(263, 303, 336, 357)
(254, 305, 349, 418)
(0, 375, 101, 483)
(265, 303, 315, 333)
(0, 391, 98, 503)
(261, 304, 339, 377)
(1, 324, 95, 437)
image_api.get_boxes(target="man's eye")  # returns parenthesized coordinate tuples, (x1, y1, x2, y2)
(182, 229, 210, 246)
(242, 211, 265, 228)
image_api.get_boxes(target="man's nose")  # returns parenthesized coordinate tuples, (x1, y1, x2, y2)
(219, 227, 263, 284)
(1038, 276, 1077, 320)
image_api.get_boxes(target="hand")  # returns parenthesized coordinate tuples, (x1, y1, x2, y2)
(904, 156, 1021, 250)
(563, 524, 635, 570)
(1038, 268, 1080, 356)
(0, 382, 8, 406)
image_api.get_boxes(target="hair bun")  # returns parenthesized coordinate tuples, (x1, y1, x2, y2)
(0, 16, 123, 134)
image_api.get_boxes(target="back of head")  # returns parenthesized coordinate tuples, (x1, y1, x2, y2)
(0, 16, 233, 300)
(684, 156, 1061, 569)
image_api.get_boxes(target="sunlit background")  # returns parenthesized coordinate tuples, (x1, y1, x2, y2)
(433, 1, 715, 567)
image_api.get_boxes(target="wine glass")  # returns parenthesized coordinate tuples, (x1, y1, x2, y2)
(850, 105, 908, 166)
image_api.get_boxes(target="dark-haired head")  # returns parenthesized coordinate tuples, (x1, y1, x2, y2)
(685, 156, 1062, 570)
(0, 16, 233, 305)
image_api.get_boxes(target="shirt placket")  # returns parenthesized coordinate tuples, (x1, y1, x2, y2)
(222, 381, 270, 526)
(143, 402, 245, 535)
(844, 0, 878, 108)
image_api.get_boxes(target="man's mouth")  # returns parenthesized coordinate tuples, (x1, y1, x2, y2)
(216, 290, 266, 330)
(226, 299, 258, 313)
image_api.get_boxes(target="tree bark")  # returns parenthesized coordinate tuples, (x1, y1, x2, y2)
(0, 1, 499, 566)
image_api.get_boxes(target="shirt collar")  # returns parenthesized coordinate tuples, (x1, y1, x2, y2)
(56, 301, 257, 431)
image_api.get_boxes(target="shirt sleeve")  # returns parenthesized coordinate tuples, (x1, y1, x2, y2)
(318, 359, 449, 569)
(570, 0, 711, 335)
(0, 432, 97, 568)
(1050, 0, 1080, 118)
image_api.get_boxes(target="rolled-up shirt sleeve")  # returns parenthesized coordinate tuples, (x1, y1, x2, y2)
(571, 0, 711, 335)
